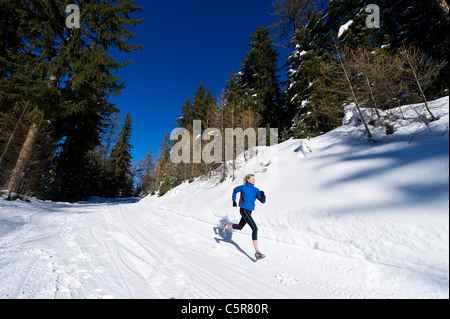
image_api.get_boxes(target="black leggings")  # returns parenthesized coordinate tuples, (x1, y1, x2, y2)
(232, 208, 258, 240)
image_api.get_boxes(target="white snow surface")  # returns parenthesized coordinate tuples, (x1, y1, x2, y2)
(338, 19, 354, 38)
(0, 97, 449, 299)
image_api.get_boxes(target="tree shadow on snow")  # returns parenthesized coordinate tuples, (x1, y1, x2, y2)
(213, 217, 256, 263)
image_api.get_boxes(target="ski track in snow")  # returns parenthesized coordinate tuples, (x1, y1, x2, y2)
(0, 198, 447, 299)
(0, 201, 315, 299)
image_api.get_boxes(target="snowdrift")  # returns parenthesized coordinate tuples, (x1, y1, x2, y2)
(140, 96, 449, 293)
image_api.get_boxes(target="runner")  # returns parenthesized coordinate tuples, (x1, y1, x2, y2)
(222, 174, 267, 260)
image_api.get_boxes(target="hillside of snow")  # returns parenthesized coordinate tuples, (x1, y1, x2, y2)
(0, 96, 448, 299)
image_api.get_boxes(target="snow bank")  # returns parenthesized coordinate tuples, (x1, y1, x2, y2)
(141, 96, 449, 296)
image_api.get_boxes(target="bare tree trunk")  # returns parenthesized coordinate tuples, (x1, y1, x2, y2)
(6, 114, 43, 195)
(231, 102, 235, 181)
(403, 50, 437, 121)
(388, 85, 406, 120)
(336, 47, 373, 141)
(102, 112, 121, 166)
(363, 72, 381, 118)
(437, 0, 449, 21)
(406, 56, 436, 121)
(400, 47, 437, 121)
(0, 102, 29, 168)
(221, 100, 227, 182)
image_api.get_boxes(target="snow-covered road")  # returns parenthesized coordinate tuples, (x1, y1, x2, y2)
(0, 196, 447, 299)
(0, 199, 335, 299)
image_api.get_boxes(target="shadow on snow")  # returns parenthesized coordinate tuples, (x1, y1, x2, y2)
(213, 217, 256, 263)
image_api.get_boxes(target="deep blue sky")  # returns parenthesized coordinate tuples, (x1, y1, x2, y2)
(109, 0, 291, 164)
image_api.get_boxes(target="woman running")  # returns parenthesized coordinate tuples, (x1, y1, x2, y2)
(222, 174, 267, 260)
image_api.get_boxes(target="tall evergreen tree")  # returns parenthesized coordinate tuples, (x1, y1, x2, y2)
(192, 83, 217, 128)
(176, 83, 217, 130)
(105, 112, 134, 198)
(0, 1, 61, 197)
(325, 0, 448, 96)
(154, 133, 176, 197)
(285, 9, 345, 138)
(1, 1, 143, 201)
(380, 0, 449, 95)
(174, 83, 218, 182)
(135, 150, 156, 195)
(282, 0, 448, 140)
(325, 0, 388, 47)
(175, 97, 194, 129)
(50, 0, 143, 201)
(238, 26, 286, 133)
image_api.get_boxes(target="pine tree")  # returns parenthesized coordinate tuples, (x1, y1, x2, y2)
(220, 74, 242, 180)
(0, 1, 60, 196)
(284, 8, 346, 138)
(1, 1, 143, 201)
(239, 26, 284, 131)
(380, 0, 449, 96)
(176, 97, 194, 130)
(269, 0, 328, 47)
(326, 0, 448, 96)
(105, 113, 134, 198)
(135, 150, 156, 195)
(326, 0, 389, 49)
(52, 0, 142, 201)
(154, 133, 176, 197)
(174, 83, 219, 182)
(176, 84, 217, 131)
(190, 83, 217, 128)
(282, 0, 448, 141)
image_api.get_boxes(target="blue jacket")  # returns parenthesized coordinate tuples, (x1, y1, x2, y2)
(232, 183, 266, 211)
